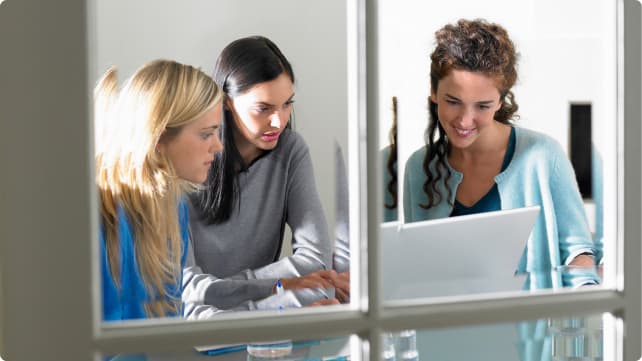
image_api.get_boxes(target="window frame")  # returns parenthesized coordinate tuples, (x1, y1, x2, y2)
(0, 0, 640, 360)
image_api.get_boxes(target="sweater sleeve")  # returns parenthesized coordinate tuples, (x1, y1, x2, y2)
(182, 231, 318, 319)
(181, 233, 271, 320)
(549, 143, 598, 287)
(252, 138, 332, 279)
(550, 146, 596, 262)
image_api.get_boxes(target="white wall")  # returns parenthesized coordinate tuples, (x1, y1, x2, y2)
(89, 0, 348, 233)
(378, 0, 617, 229)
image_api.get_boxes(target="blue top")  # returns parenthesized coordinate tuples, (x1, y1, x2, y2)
(101, 199, 189, 321)
(451, 127, 516, 216)
(403, 127, 597, 288)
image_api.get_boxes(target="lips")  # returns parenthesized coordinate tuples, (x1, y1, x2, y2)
(261, 131, 281, 142)
(453, 127, 475, 138)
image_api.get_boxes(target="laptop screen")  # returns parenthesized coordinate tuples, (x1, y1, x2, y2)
(381, 206, 540, 300)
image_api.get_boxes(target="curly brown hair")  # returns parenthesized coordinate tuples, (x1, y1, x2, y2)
(421, 18, 520, 209)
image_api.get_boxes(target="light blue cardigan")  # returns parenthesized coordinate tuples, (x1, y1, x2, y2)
(403, 127, 597, 288)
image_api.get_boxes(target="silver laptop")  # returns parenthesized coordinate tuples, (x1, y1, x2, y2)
(381, 206, 541, 300)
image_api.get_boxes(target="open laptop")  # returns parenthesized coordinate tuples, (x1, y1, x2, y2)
(381, 206, 541, 300)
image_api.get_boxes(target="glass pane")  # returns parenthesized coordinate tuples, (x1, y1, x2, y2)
(89, 0, 355, 327)
(101, 335, 355, 361)
(378, 0, 616, 300)
(382, 313, 614, 361)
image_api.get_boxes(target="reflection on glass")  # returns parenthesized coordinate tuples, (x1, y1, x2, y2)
(549, 317, 603, 360)
(383, 329, 419, 361)
(103, 336, 352, 361)
(382, 96, 399, 223)
(384, 314, 608, 361)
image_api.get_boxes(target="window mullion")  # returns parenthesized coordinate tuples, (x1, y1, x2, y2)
(619, 1, 642, 360)
(96, 310, 368, 355)
(381, 289, 623, 332)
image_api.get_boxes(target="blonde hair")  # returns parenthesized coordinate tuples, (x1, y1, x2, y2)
(95, 60, 222, 317)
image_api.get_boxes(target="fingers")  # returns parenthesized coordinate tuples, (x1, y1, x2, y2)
(335, 287, 350, 304)
(281, 271, 351, 302)
(308, 298, 340, 306)
(331, 272, 350, 290)
(281, 273, 334, 290)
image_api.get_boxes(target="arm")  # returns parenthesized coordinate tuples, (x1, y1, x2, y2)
(183, 242, 334, 319)
(181, 233, 277, 320)
(550, 147, 596, 263)
(549, 144, 598, 286)
(333, 141, 350, 273)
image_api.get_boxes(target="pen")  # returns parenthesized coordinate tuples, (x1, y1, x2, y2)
(199, 344, 247, 356)
(276, 279, 284, 295)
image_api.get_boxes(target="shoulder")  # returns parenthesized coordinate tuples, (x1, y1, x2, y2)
(116, 206, 134, 241)
(380, 145, 391, 159)
(406, 146, 427, 172)
(404, 147, 426, 177)
(514, 127, 565, 158)
(276, 128, 309, 153)
(515, 127, 562, 149)
(268, 128, 311, 168)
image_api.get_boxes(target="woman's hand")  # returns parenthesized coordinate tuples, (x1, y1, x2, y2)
(308, 298, 341, 306)
(279, 270, 337, 291)
(569, 254, 595, 267)
(279, 270, 350, 304)
(330, 271, 350, 303)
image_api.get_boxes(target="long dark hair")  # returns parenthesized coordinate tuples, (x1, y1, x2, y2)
(195, 36, 295, 224)
(384, 96, 398, 209)
(420, 19, 520, 209)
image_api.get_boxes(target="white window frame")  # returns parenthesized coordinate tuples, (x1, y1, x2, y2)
(0, 0, 640, 360)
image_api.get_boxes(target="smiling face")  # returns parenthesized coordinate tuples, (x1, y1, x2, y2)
(227, 72, 294, 164)
(431, 69, 503, 151)
(158, 102, 223, 183)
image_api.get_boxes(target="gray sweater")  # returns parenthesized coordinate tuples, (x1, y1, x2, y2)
(182, 129, 332, 319)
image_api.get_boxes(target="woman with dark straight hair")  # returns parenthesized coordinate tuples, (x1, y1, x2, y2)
(183, 36, 341, 319)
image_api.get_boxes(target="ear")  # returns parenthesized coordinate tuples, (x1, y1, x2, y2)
(155, 141, 165, 155)
(429, 89, 437, 103)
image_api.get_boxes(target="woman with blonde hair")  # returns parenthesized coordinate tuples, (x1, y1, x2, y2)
(95, 59, 223, 321)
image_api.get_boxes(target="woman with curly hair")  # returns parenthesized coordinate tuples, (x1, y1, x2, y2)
(403, 19, 597, 288)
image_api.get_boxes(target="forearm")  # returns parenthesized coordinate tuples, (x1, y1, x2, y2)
(182, 265, 277, 311)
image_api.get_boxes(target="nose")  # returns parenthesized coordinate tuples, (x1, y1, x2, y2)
(269, 111, 285, 129)
(459, 106, 475, 126)
(209, 133, 223, 155)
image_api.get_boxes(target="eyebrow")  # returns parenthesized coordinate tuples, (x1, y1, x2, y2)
(200, 125, 219, 130)
(445, 93, 495, 105)
(254, 93, 296, 106)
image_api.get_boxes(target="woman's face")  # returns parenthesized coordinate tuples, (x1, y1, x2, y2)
(159, 102, 223, 183)
(227, 72, 294, 162)
(430, 69, 502, 150)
